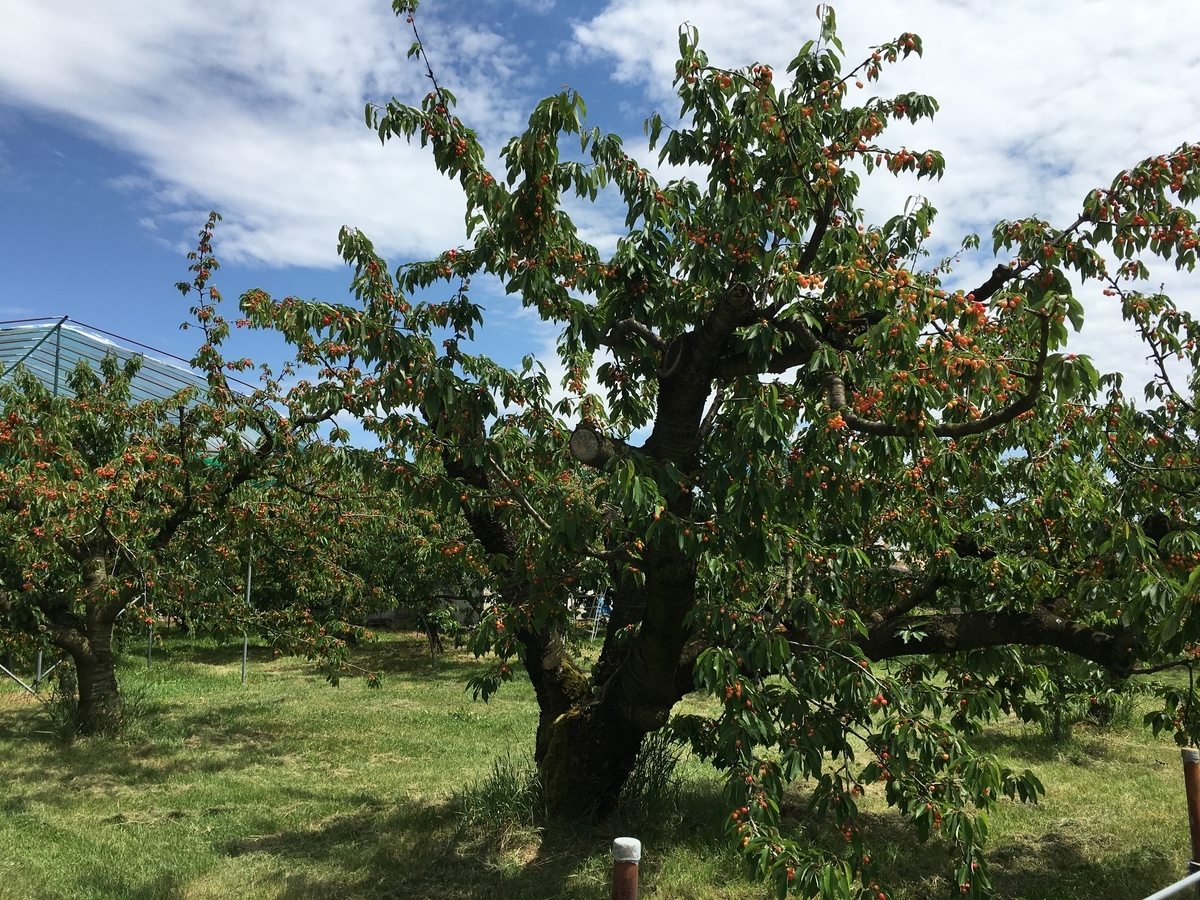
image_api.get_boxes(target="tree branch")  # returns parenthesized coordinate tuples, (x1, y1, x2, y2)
(487, 455, 553, 534)
(603, 318, 669, 354)
(796, 189, 836, 274)
(968, 213, 1089, 303)
(857, 606, 1137, 676)
(491, 451, 628, 562)
(828, 311, 1051, 439)
(716, 341, 815, 378)
(570, 425, 626, 469)
(690, 282, 756, 365)
(873, 573, 946, 623)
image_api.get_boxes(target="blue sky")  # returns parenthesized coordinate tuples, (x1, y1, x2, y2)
(1, 0, 1199, 389)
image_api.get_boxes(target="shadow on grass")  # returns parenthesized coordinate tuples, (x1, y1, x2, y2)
(987, 826, 1177, 900)
(218, 776, 1182, 900)
(225, 780, 737, 900)
(153, 641, 281, 668)
(229, 798, 581, 900)
(776, 782, 1179, 900)
(344, 633, 496, 683)
(141, 631, 494, 684)
(0, 689, 297, 810)
(969, 719, 1152, 768)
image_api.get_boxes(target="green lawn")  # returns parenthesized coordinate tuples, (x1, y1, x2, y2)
(0, 633, 1192, 899)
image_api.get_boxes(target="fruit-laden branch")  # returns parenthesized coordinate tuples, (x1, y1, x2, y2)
(966, 212, 1091, 303)
(968, 264, 1018, 305)
(826, 311, 1052, 439)
(871, 573, 947, 623)
(149, 410, 277, 554)
(487, 454, 626, 561)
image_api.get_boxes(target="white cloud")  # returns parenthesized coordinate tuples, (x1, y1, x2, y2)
(0, 0, 538, 267)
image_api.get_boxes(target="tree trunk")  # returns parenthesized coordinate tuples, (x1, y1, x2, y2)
(538, 696, 645, 819)
(45, 555, 126, 736)
(442, 386, 707, 820)
(74, 621, 123, 736)
(537, 540, 698, 818)
(47, 612, 123, 735)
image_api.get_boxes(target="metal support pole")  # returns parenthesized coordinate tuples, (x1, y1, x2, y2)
(147, 624, 153, 670)
(242, 554, 252, 685)
(1182, 748, 1200, 893)
(35, 651, 43, 688)
(612, 837, 640, 900)
(1143, 869, 1200, 900)
(0, 661, 37, 696)
(51, 319, 63, 397)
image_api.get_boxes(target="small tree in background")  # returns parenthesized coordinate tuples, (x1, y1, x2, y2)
(0, 217, 376, 732)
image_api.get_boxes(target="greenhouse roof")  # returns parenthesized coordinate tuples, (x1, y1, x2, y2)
(0, 317, 216, 404)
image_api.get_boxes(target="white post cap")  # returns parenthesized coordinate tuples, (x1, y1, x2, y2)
(612, 837, 642, 862)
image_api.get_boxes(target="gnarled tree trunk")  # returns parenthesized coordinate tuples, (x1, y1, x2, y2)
(46, 556, 127, 735)
(536, 538, 699, 817)
(437, 285, 757, 819)
(445, 445, 699, 818)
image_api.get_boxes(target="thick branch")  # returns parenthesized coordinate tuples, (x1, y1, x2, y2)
(968, 264, 1016, 305)
(967, 213, 1090, 303)
(603, 318, 669, 354)
(570, 425, 625, 469)
(873, 574, 946, 623)
(716, 341, 815, 378)
(690, 282, 755, 365)
(859, 606, 1137, 676)
(796, 189, 836, 274)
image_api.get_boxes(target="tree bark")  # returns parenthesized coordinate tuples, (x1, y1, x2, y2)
(858, 606, 1138, 677)
(538, 693, 645, 819)
(47, 611, 123, 735)
(73, 621, 123, 736)
(45, 556, 126, 735)
(439, 286, 757, 818)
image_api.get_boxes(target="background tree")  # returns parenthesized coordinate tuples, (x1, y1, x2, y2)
(0, 217, 370, 732)
(340, 484, 491, 665)
(241, 4, 1200, 897)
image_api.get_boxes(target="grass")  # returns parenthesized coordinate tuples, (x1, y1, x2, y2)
(0, 633, 1193, 899)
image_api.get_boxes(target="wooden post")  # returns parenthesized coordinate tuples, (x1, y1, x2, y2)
(612, 837, 640, 900)
(1182, 748, 1200, 889)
